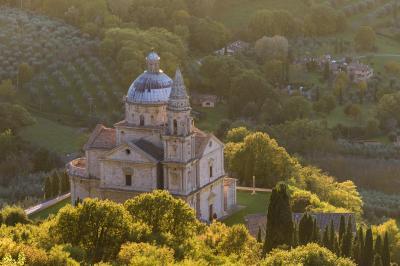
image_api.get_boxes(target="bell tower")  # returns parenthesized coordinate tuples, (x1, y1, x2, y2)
(162, 69, 197, 194)
(166, 68, 193, 137)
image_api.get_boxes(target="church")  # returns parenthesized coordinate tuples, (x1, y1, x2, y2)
(66, 51, 237, 222)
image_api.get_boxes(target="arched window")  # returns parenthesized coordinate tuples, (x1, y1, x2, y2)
(173, 119, 178, 135)
(209, 165, 213, 178)
(140, 115, 145, 126)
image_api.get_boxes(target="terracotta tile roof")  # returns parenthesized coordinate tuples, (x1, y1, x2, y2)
(245, 212, 356, 238)
(84, 124, 116, 150)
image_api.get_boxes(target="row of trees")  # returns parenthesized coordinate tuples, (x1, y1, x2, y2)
(248, 5, 347, 40)
(263, 183, 392, 266)
(44, 171, 70, 200)
(0, 189, 365, 265)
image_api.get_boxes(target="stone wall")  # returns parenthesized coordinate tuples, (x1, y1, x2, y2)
(197, 178, 224, 221)
(100, 160, 157, 192)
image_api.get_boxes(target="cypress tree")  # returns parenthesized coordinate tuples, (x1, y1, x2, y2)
(329, 219, 335, 251)
(44, 176, 52, 199)
(311, 218, 320, 243)
(257, 227, 262, 243)
(373, 254, 383, 266)
(364, 228, 374, 266)
(382, 232, 390, 266)
(353, 234, 360, 263)
(263, 183, 293, 255)
(51, 171, 60, 197)
(299, 213, 313, 245)
(356, 227, 365, 266)
(293, 223, 299, 247)
(333, 234, 340, 256)
(322, 225, 330, 248)
(375, 235, 382, 256)
(340, 215, 353, 258)
(60, 171, 70, 193)
(339, 215, 346, 244)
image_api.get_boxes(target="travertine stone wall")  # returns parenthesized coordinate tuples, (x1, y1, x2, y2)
(198, 139, 224, 187)
(125, 102, 167, 126)
(100, 160, 157, 191)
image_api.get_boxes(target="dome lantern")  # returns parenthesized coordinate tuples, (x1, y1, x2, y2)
(146, 50, 160, 73)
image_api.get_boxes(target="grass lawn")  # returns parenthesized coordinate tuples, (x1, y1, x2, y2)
(324, 104, 376, 128)
(223, 190, 271, 226)
(194, 104, 229, 133)
(29, 197, 71, 221)
(19, 115, 88, 155)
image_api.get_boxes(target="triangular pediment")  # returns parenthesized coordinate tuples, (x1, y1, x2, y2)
(102, 143, 158, 163)
(201, 134, 224, 156)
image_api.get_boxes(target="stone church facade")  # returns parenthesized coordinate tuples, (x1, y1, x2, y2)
(66, 52, 236, 222)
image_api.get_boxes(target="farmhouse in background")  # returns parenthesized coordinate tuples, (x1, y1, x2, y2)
(191, 92, 218, 108)
(66, 51, 237, 222)
(214, 40, 250, 56)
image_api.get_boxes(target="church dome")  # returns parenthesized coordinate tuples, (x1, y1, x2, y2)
(126, 51, 173, 104)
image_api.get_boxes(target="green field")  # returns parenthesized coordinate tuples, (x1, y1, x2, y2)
(194, 104, 229, 133)
(29, 197, 71, 221)
(223, 190, 271, 226)
(19, 115, 88, 155)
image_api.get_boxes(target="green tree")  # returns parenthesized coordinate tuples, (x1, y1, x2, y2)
(382, 232, 390, 266)
(263, 243, 356, 265)
(257, 227, 262, 243)
(355, 26, 376, 51)
(189, 17, 230, 53)
(375, 234, 382, 256)
(17, 63, 33, 89)
(199, 55, 243, 97)
(312, 218, 321, 243)
(1, 206, 30, 226)
(263, 59, 285, 85)
(60, 171, 70, 193)
(226, 127, 251, 143)
(52, 199, 149, 263)
(255, 35, 289, 61)
(365, 228, 374, 266)
(0, 103, 35, 132)
(117, 242, 174, 266)
(44, 176, 52, 199)
(124, 190, 200, 251)
(226, 132, 299, 188)
(334, 72, 349, 105)
(323, 225, 330, 248)
(263, 183, 293, 255)
(229, 70, 269, 118)
(51, 173, 60, 197)
(340, 216, 353, 258)
(281, 96, 312, 121)
(304, 5, 346, 36)
(339, 216, 346, 244)
(0, 79, 15, 100)
(376, 91, 400, 131)
(298, 213, 313, 245)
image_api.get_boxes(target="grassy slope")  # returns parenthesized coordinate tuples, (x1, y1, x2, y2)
(223, 191, 271, 226)
(19, 115, 87, 155)
(29, 197, 71, 221)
